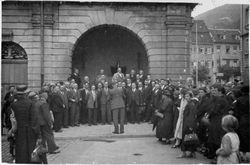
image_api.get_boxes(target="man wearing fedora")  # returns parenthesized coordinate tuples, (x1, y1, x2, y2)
(8, 85, 39, 163)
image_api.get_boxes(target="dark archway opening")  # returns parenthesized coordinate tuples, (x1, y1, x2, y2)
(72, 24, 148, 83)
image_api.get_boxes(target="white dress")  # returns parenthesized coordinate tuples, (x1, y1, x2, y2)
(217, 132, 240, 164)
(174, 98, 187, 139)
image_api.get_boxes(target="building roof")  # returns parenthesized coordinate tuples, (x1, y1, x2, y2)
(209, 29, 240, 44)
(191, 20, 213, 44)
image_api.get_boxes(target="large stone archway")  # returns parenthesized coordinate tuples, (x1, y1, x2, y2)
(2, 2, 196, 90)
(72, 24, 148, 82)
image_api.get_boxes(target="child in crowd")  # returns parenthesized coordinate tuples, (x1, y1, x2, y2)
(216, 115, 240, 164)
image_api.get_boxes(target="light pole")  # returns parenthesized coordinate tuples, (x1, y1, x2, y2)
(195, 22, 199, 87)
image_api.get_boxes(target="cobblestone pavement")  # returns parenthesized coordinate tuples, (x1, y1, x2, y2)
(2, 124, 250, 164)
(1, 135, 74, 164)
(48, 137, 210, 164)
(1, 134, 14, 163)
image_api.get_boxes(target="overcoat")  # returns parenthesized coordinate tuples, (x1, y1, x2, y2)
(11, 95, 37, 163)
(156, 96, 174, 139)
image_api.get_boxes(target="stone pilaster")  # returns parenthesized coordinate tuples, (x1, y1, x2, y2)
(164, 4, 194, 82)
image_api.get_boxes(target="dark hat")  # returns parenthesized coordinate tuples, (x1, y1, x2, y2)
(16, 85, 29, 94)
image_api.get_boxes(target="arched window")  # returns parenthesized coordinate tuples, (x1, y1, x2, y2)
(1, 41, 28, 97)
(2, 42, 27, 59)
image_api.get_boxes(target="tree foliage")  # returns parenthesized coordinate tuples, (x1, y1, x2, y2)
(217, 65, 241, 81)
(192, 65, 210, 82)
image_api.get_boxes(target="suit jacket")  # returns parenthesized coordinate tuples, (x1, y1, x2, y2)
(143, 85, 152, 103)
(139, 74, 147, 84)
(68, 89, 80, 105)
(130, 74, 136, 83)
(138, 88, 145, 106)
(50, 93, 64, 113)
(127, 88, 140, 106)
(60, 91, 69, 109)
(151, 89, 162, 109)
(68, 73, 82, 88)
(100, 88, 111, 105)
(122, 87, 128, 106)
(37, 99, 53, 127)
(79, 88, 88, 105)
(110, 87, 125, 110)
(86, 90, 98, 109)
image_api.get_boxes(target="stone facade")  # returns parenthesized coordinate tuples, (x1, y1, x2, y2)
(240, 5, 249, 84)
(2, 1, 196, 90)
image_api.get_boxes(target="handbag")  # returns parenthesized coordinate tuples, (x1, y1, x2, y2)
(183, 132, 199, 146)
(31, 147, 41, 163)
(201, 113, 210, 126)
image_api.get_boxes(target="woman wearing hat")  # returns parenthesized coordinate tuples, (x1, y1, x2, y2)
(177, 91, 198, 158)
(8, 85, 39, 163)
(155, 90, 174, 144)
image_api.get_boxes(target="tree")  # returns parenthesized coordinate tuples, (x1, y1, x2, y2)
(217, 65, 241, 81)
(192, 65, 209, 82)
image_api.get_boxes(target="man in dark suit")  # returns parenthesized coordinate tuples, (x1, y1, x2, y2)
(50, 86, 64, 132)
(127, 82, 140, 124)
(95, 69, 107, 85)
(100, 81, 111, 124)
(38, 92, 59, 155)
(59, 84, 69, 128)
(79, 83, 89, 124)
(139, 70, 147, 85)
(144, 80, 153, 122)
(110, 82, 125, 134)
(149, 83, 162, 123)
(138, 81, 145, 122)
(86, 84, 98, 126)
(122, 81, 129, 124)
(68, 83, 80, 127)
(68, 68, 82, 89)
(130, 69, 136, 83)
(146, 74, 152, 86)
(8, 85, 38, 163)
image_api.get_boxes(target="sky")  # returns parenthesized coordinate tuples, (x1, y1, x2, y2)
(191, 0, 249, 17)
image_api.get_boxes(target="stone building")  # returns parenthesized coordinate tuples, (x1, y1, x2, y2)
(209, 29, 241, 82)
(240, 5, 249, 84)
(1, 1, 196, 92)
(190, 20, 241, 83)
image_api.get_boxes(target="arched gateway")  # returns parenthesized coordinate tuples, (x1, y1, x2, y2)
(2, 2, 196, 90)
(72, 24, 148, 82)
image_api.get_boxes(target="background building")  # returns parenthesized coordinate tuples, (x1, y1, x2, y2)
(1, 1, 197, 94)
(210, 29, 241, 82)
(190, 20, 213, 84)
(190, 20, 241, 84)
(240, 5, 249, 85)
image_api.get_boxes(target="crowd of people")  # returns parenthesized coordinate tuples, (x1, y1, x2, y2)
(151, 77, 249, 164)
(1, 67, 249, 164)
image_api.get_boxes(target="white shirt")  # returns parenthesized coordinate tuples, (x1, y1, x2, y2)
(92, 90, 96, 101)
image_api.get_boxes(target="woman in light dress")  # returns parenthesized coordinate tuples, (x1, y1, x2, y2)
(172, 89, 188, 148)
